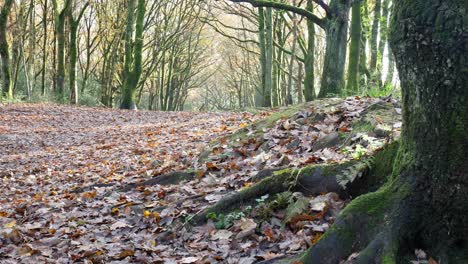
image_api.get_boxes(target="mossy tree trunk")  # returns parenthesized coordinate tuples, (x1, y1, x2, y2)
(301, 0, 468, 263)
(387, 0, 467, 260)
(54, 0, 71, 101)
(40, 0, 48, 96)
(68, 1, 89, 105)
(359, 0, 371, 86)
(345, 0, 362, 94)
(375, 0, 389, 86)
(263, 7, 273, 107)
(385, 46, 395, 86)
(120, 0, 145, 110)
(318, 0, 351, 98)
(257, 7, 267, 107)
(0, 0, 14, 100)
(303, 0, 315, 102)
(369, 0, 380, 72)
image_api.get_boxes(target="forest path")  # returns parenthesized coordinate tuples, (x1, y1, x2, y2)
(0, 103, 260, 263)
(0, 99, 400, 263)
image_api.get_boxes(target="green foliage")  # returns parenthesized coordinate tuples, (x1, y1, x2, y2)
(363, 82, 400, 98)
(209, 211, 246, 229)
(336, 156, 374, 188)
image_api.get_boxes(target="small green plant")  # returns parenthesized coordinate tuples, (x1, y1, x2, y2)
(208, 211, 246, 229)
(255, 194, 269, 204)
(353, 144, 367, 159)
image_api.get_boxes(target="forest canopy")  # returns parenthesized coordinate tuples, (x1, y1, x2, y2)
(0, 0, 397, 110)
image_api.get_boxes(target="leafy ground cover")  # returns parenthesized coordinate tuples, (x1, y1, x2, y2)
(0, 98, 406, 263)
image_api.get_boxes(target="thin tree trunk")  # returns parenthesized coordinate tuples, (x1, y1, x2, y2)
(303, 0, 315, 102)
(369, 0, 380, 71)
(41, 0, 48, 95)
(359, 0, 370, 86)
(286, 0, 298, 106)
(68, 1, 89, 105)
(257, 7, 266, 107)
(264, 7, 273, 107)
(55, 0, 71, 100)
(297, 60, 303, 103)
(346, 0, 362, 94)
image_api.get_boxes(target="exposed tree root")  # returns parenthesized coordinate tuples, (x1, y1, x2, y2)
(192, 158, 373, 225)
(71, 171, 196, 193)
(298, 181, 403, 264)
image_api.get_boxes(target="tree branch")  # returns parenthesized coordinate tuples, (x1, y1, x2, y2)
(228, 0, 327, 29)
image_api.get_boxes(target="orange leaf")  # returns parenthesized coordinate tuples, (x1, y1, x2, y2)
(82, 191, 97, 200)
(206, 162, 219, 171)
(311, 233, 323, 245)
(117, 249, 134, 259)
(264, 227, 275, 241)
(429, 257, 438, 264)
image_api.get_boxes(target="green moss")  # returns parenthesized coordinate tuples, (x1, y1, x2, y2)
(381, 247, 397, 264)
(369, 141, 399, 183)
(448, 109, 468, 169)
(352, 120, 374, 133)
(391, 141, 416, 178)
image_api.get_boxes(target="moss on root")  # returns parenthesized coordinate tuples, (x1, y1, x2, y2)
(192, 160, 369, 225)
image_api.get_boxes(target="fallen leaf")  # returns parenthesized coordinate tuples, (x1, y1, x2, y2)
(4, 220, 16, 228)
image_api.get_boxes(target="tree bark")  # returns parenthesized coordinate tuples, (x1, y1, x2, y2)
(318, 0, 351, 98)
(120, 0, 146, 110)
(303, 0, 315, 102)
(55, 0, 71, 100)
(263, 7, 273, 107)
(345, 0, 361, 94)
(300, 0, 468, 262)
(41, 0, 48, 96)
(0, 0, 14, 99)
(387, 0, 467, 259)
(376, 0, 389, 86)
(369, 0, 380, 71)
(68, 1, 89, 105)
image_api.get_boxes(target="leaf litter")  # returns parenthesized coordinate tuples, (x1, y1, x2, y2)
(0, 97, 401, 263)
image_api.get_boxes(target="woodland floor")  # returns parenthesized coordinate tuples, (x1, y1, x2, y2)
(0, 99, 405, 264)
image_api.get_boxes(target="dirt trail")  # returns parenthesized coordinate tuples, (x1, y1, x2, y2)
(0, 103, 259, 263)
(0, 98, 400, 263)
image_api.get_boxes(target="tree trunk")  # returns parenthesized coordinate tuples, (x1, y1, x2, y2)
(385, 47, 395, 86)
(68, 2, 89, 105)
(300, 0, 468, 262)
(120, 0, 145, 110)
(318, 0, 351, 98)
(0, 0, 14, 99)
(257, 7, 266, 107)
(376, 0, 389, 86)
(69, 21, 78, 104)
(41, 0, 48, 96)
(387, 0, 467, 259)
(303, 0, 315, 102)
(345, 0, 361, 94)
(286, 0, 298, 106)
(55, 0, 71, 100)
(369, 0, 380, 71)
(359, 0, 371, 86)
(264, 7, 273, 107)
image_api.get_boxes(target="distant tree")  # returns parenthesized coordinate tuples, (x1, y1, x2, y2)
(120, 0, 145, 109)
(68, 0, 89, 104)
(346, 0, 362, 94)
